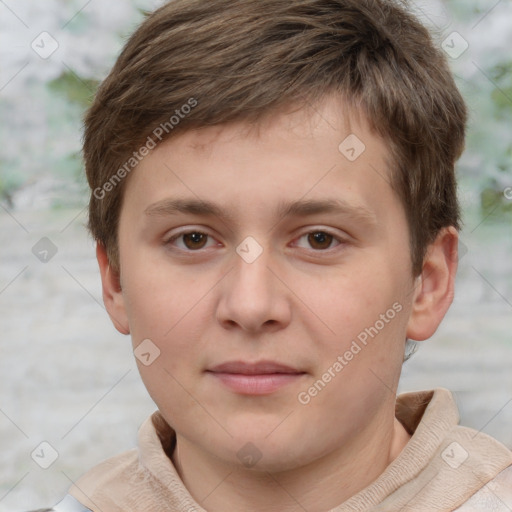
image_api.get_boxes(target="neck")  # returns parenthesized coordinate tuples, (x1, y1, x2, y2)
(172, 416, 411, 512)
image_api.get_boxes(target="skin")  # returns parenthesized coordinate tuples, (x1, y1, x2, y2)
(97, 95, 458, 511)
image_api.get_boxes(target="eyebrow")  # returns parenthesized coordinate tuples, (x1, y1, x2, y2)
(144, 197, 377, 227)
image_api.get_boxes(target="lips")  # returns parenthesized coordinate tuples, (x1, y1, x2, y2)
(206, 360, 306, 395)
(208, 360, 303, 375)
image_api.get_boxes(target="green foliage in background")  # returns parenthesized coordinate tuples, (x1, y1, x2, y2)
(48, 71, 99, 108)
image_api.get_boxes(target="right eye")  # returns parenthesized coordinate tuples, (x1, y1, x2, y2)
(165, 230, 220, 251)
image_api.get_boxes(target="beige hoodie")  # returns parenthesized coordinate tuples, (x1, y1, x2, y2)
(65, 388, 512, 511)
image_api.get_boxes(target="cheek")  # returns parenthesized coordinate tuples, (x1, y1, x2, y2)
(120, 250, 207, 343)
(293, 265, 387, 331)
(123, 276, 216, 398)
(297, 262, 410, 364)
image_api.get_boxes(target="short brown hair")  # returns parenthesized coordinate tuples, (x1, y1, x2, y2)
(83, 0, 467, 275)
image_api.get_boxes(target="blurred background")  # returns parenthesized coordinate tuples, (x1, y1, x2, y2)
(0, 0, 511, 509)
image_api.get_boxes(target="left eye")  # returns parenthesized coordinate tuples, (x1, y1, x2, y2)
(295, 231, 341, 250)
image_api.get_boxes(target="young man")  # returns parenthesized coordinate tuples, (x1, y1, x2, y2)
(44, 0, 512, 510)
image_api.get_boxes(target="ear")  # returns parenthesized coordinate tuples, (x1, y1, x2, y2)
(406, 226, 458, 341)
(96, 242, 130, 335)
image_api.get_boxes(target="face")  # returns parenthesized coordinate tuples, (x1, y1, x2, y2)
(105, 95, 443, 472)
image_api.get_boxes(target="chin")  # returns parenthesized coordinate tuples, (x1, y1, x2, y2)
(234, 443, 321, 474)
(214, 423, 319, 473)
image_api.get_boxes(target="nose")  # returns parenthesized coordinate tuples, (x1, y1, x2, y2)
(215, 243, 292, 334)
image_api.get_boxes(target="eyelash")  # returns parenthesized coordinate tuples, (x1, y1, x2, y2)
(164, 228, 346, 253)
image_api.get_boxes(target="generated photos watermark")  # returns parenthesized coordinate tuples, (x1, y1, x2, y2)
(93, 97, 198, 200)
(297, 301, 403, 405)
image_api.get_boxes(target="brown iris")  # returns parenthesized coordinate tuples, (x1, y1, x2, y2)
(307, 231, 333, 250)
(183, 232, 208, 249)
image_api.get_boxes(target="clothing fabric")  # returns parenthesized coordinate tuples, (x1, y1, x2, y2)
(60, 388, 512, 511)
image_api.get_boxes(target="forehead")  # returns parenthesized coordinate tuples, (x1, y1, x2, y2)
(121, 95, 402, 229)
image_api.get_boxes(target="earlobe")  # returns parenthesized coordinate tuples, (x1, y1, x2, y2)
(406, 226, 458, 341)
(96, 243, 130, 335)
